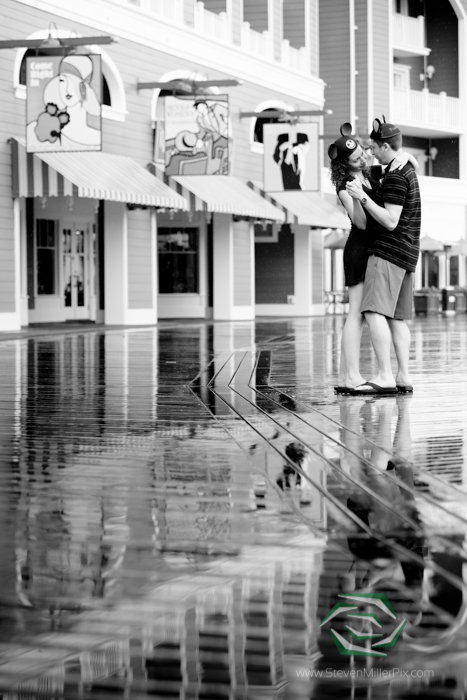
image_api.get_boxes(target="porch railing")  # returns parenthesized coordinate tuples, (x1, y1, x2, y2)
(393, 88, 462, 133)
(393, 12, 426, 53)
(241, 22, 272, 59)
(281, 40, 308, 74)
(125, 0, 184, 23)
(194, 2, 229, 42)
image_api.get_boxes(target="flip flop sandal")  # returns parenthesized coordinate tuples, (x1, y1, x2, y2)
(396, 385, 413, 393)
(334, 386, 354, 394)
(349, 382, 398, 396)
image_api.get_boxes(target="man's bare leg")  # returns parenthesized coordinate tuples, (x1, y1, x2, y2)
(354, 310, 396, 389)
(388, 318, 411, 387)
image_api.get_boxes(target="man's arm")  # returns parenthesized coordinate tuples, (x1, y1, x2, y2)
(346, 179, 403, 231)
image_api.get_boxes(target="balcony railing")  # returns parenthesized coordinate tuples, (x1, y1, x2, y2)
(194, 2, 229, 42)
(393, 13, 427, 54)
(125, 0, 183, 23)
(393, 88, 462, 133)
(281, 40, 308, 74)
(241, 22, 272, 59)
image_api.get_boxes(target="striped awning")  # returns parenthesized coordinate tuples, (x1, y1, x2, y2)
(10, 138, 188, 209)
(151, 167, 285, 222)
(248, 181, 350, 230)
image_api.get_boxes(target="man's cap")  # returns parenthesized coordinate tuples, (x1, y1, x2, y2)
(370, 115, 401, 140)
(328, 122, 358, 161)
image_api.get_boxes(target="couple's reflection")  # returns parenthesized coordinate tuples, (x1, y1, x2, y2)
(330, 393, 466, 653)
(338, 395, 425, 593)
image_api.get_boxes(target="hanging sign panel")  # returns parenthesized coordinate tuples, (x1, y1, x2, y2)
(263, 122, 319, 192)
(26, 54, 102, 153)
(164, 94, 229, 176)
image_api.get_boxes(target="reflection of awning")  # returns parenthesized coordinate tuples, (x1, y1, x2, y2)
(247, 181, 350, 229)
(420, 235, 444, 252)
(10, 138, 187, 209)
(324, 229, 348, 249)
(151, 168, 285, 221)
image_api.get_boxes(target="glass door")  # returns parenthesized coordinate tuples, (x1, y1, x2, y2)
(62, 224, 94, 320)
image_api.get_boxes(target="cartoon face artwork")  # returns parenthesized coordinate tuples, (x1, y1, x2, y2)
(26, 54, 102, 152)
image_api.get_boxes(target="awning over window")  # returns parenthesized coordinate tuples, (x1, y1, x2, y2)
(247, 181, 350, 230)
(10, 138, 188, 209)
(151, 168, 285, 222)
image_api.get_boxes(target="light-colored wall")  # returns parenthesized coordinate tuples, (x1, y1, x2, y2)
(127, 209, 153, 310)
(233, 220, 252, 306)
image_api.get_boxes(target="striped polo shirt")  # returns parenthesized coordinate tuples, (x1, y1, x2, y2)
(368, 162, 421, 273)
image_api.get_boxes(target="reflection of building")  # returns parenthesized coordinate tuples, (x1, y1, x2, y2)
(320, 0, 467, 293)
(0, 0, 354, 332)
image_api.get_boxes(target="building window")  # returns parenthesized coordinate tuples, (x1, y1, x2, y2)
(158, 227, 199, 293)
(36, 219, 57, 295)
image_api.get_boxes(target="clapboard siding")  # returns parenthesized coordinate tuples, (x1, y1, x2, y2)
(319, 1, 351, 151)
(127, 209, 153, 309)
(355, 0, 368, 132)
(311, 231, 323, 304)
(233, 221, 251, 306)
(255, 226, 294, 303)
(309, 0, 319, 76)
(243, 0, 268, 31)
(283, 0, 305, 49)
(372, 0, 390, 120)
(184, 0, 195, 25)
(203, 0, 227, 13)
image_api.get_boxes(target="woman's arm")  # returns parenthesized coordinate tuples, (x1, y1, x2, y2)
(389, 151, 420, 172)
(338, 189, 367, 229)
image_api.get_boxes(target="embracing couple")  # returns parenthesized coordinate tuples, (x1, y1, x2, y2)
(329, 118, 421, 396)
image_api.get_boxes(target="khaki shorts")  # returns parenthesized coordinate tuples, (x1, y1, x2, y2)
(361, 255, 413, 320)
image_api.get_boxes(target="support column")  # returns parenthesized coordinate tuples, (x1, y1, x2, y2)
(104, 202, 128, 325)
(294, 225, 313, 315)
(213, 213, 234, 320)
(415, 258, 422, 289)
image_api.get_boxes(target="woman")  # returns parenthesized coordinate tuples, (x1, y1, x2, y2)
(328, 123, 418, 392)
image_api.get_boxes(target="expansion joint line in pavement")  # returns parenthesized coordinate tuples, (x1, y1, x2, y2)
(191, 346, 467, 600)
(248, 353, 467, 539)
(191, 351, 435, 584)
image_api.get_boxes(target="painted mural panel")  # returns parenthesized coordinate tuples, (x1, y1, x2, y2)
(263, 122, 319, 192)
(164, 95, 229, 176)
(26, 55, 102, 153)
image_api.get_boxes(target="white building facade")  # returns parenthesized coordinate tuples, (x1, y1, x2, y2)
(0, 0, 352, 331)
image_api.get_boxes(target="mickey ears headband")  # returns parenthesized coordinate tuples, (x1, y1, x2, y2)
(370, 115, 401, 140)
(328, 122, 358, 161)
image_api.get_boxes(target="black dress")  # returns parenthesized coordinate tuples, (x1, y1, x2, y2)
(339, 167, 384, 287)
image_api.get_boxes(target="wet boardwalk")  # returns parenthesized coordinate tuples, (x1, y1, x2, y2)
(0, 315, 466, 699)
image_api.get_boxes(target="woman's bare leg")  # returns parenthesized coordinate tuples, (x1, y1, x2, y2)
(338, 283, 366, 388)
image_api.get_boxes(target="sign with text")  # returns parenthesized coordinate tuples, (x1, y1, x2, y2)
(164, 94, 229, 176)
(263, 122, 319, 192)
(26, 54, 102, 153)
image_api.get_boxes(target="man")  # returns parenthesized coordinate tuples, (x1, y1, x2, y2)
(345, 118, 421, 395)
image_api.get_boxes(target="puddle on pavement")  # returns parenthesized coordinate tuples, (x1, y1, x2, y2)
(0, 318, 467, 698)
